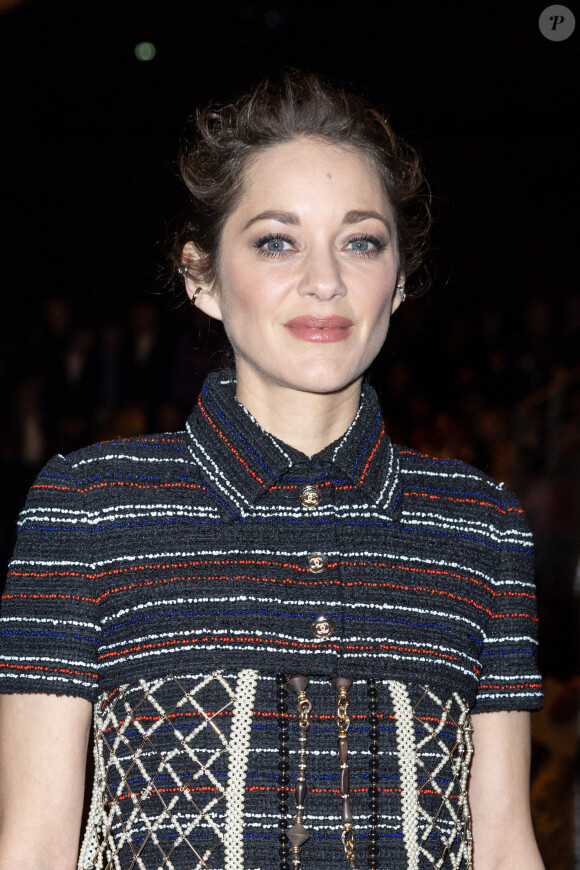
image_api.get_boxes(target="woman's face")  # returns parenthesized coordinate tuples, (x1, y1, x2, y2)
(190, 137, 402, 398)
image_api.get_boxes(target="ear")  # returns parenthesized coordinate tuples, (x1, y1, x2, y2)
(181, 242, 224, 322)
(390, 273, 406, 314)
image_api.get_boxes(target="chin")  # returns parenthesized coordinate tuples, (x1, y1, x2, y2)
(276, 366, 364, 396)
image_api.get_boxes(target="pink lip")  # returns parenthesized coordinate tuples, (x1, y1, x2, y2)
(284, 316, 353, 343)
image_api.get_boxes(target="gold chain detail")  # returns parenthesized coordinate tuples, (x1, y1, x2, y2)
(342, 824, 356, 864)
(297, 694, 312, 731)
(336, 687, 350, 735)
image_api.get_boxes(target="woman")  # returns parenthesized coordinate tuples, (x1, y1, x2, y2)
(0, 74, 544, 870)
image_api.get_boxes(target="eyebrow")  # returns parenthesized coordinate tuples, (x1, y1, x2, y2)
(243, 211, 300, 231)
(344, 210, 392, 232)
(243, 209, 392, 232)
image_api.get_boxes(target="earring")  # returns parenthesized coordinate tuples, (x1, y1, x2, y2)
(397, 283, 406, 301)
(179, 264, 204, 304)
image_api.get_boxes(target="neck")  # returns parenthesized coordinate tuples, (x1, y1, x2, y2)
(235, 369, 362, 458)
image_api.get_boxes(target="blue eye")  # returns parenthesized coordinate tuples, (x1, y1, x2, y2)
(254, 233, 294, 257)
(346, 235, 386, 257)
(265, 238, 290, 252)
(349, 239, 371, 252)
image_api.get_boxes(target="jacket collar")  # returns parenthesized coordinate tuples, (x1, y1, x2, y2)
(185, 371, 401, 514)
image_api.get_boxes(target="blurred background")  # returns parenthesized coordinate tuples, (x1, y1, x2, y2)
(0, 0, 578, 864)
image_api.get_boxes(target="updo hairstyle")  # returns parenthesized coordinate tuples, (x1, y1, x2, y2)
(172, 72, 431, 296)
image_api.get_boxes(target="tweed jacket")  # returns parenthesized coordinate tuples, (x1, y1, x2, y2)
(0, 371, 542, 870)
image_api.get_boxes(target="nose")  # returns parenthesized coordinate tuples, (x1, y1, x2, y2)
(297, 245, 347, 300)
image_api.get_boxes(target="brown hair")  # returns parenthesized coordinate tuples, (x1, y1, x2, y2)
(172, 72, 431, 295)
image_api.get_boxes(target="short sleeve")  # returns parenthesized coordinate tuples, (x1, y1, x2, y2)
(0, 453, 99, 701)
(472, 484, 543, 713)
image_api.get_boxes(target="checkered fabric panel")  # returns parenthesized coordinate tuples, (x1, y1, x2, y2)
(413, 688, 473, 869)
(78, 673, 242, 870)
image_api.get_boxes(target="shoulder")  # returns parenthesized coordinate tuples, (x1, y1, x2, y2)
(395, 445, 507, 495)
(26, 432, 192, 509)
(394, 445, 528, 532)
(45, 431, 191, 478)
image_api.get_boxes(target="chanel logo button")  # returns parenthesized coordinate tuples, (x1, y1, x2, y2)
(311, 615, 335, 638)
(300, 485, 321, 508)
(306, 552, 328, 574)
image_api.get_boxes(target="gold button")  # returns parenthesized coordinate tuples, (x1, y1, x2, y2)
(306, 552, 328, 574)
(311, 615, 335, 638)
(300, 485, 321, 508)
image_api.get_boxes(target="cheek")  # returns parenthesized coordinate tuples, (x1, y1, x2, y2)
(220, 253, 265, 301)
(362, 291, 396, 355)
(219, 263, 289, 329)
(366, 283, 396, 324)
(213, 263, 252, 325)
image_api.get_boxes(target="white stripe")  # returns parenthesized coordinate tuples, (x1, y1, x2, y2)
(10, 547, 534, 589)
(98, 626, 480, 664)
(399, 467, 495, 482)
(185, 421, 255, 513)
(71, 453, 191, 467)
(224, 669, 258, 870)
(477, 690, 542, 700)
(0, 672, 93, 688)
(401, 510, 532, 544)
(100, 592, 491, 631)
(99, 642, 478, 679)
(377, 441, 400, 507)
(20, 503, 219, 525)
(1, 615, 100, 630)
(0, 653, 95, 668)
(485, 635, 538, 644)
(99, 593, 493, 639)
(388, 681, 420, 868)
(236, 402, 294, 463)
(332, 397, 364, 462)
(16, 506, 535, 549)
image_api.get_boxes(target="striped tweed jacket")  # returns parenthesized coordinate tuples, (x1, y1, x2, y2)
(0, 371, 541, 870)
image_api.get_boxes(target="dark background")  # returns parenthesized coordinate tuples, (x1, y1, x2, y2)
(1, 0, 577, 317)
(1, 2, 579, 863)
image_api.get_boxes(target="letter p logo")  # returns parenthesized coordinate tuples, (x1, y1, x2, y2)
(539, 5, 576, 40)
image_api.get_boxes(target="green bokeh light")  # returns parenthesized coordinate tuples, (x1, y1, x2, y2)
(134, 42, 156, 61)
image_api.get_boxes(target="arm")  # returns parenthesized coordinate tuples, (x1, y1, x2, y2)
(0, 693, 92, 870)
(470, 710, 544, 870)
